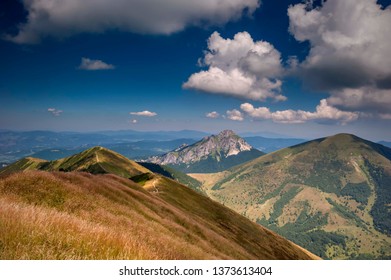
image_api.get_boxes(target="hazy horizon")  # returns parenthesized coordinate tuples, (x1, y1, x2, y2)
(1, 127, 391, 143)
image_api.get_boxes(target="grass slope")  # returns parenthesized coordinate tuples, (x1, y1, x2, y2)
(0, 171, 319, 260)
(197, 133, 391, 259)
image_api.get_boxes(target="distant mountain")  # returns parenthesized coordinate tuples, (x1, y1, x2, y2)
(97, 129, 209, 140)
(191, 133, 391, 259)
(0, 130, 111, 152)
(0, 130, 206, 163)
(241, 131, 295, 138)
(0, 147, 318, 260)
(28, 138, 198, 161)
(1, 129, 309, 164)
(244, 136, 307, 153)
(147, 130, 264, 173)
(379, 141, 391, 148)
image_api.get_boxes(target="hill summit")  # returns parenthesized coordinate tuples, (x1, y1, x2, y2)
(0, 146, 150, 178)
(147, 130, 264, 173)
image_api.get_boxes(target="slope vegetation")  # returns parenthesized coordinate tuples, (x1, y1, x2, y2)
(195, 134, 391, 259)
(0, 148, 318, 260)
(0, 171, 319, 260)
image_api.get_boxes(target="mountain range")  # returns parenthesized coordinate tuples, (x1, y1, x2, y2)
(1, 129, 389, 165)
(0, 130, 206, 163)
(379, 141, 391, 149)
(27, 138, 198, 162)
(0, 130, 308, 165)
(190, 133, 391, 259)
(244, 136, 307, 153)
(2, 130, 391, 260)
(0, 146, 318, 260)
(147, 130, 264, 173)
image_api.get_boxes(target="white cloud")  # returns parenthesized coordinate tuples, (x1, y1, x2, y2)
(288, 0, 391, 115)
(240, 103, 271, 119)
(206, 111, 220, 119)
(130, 110, 157, 117)
(240, 99, 358, 124)
(7, 0, 260, 44)
(130, 119, 138, 124)
(327, 87, 391, 116)
(307, 99, 359, 124)
(226, 109, 244, 121)
(185, 67, 253, 98)
(78, 58, 115, 70)
(379, 113, 391, 120)
(48, 108, 63, 117)
(183, 31, 286, 102)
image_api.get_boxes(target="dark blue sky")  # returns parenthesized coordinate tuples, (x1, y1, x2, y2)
(1, 0, 390, 140)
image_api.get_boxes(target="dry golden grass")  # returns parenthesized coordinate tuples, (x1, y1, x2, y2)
(0, 171, 319, 260)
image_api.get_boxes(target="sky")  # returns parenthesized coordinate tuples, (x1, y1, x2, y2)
(0, 0, 391, 141)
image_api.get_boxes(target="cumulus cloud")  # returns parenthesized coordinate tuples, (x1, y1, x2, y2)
(7, 0, 260, 44)
(240, 99, 358, 125)
(206, 111, 220, 119)
(48, 108, 63, 117)
(183, 31, 286, 102)
(327, 87, 391, 115)
(78, 58, 115, 70)
(130, 110, 157, 117)
(226, 109, 244, 121)
(288, 0, 391, 115)
(379, 113, 391, 120)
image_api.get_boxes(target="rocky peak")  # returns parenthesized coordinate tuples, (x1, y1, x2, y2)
(148, 130, 254, 165)
(217, 130, 236, 138)
(215, 130, 252, 156)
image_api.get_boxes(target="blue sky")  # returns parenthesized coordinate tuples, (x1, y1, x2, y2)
(0, 0, 391, 141)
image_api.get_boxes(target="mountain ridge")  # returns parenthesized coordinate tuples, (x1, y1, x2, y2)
(0, 146, 150, 178)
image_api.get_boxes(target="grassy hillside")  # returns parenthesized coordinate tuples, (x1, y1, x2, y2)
(0, 171, 319, 260)
(194, 134, 391, 259)
(0, 146, 150, 178)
